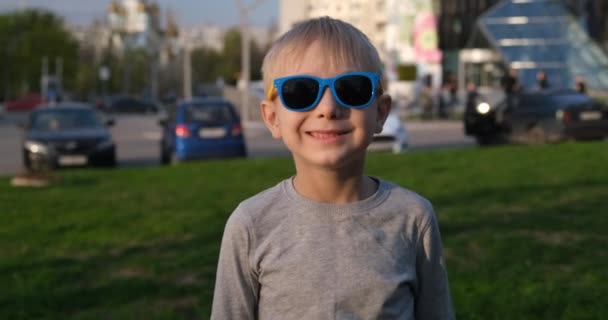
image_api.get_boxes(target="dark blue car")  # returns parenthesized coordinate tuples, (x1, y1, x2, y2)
(21, 103, 116, 171)
(160, 98, 247, 164)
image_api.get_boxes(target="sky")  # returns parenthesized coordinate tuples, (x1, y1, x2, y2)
(0, 0, 279, 27)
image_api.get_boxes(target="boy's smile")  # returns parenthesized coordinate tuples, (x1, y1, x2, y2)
(306, 128, 352, 144)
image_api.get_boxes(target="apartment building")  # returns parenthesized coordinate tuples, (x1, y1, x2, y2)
(279, 0, 388, 60)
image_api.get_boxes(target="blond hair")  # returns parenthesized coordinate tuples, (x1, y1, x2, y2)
(262, 17, 384, 96)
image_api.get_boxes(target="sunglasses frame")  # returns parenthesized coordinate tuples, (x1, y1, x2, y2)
(269, 72, 381, 112)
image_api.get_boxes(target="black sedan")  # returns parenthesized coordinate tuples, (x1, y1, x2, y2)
(21, 103, 116, 171)
(465, 90, 608, 145)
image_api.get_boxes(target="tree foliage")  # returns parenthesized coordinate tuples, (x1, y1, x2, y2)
(0, 9, 78, 100)
(190, 27, 267, 87)
(0, 9, 270, 102)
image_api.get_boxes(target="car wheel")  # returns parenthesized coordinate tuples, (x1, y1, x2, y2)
(160, 149, 170, 165)
(527, 125, 546, 144)
(106, 156, 117, 167)
(476, 135, 500, 146)
(238, 145, 248, 158)
(23, 151, 31, 170)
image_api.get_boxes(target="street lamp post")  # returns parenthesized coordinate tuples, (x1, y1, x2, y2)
(235, 0, 266, 124)
(183, 39, 192, 100)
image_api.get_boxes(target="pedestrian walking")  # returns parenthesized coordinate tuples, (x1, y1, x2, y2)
(575, 75, 587, 94)
(421, 74, 434, 120)
(502, 67, 520, 110)
(537, 70, 549, 89)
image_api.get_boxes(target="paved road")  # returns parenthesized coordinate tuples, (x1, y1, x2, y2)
(0, 113, 475, 177)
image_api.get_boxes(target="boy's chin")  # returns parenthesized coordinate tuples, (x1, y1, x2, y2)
(295, 149, 366, 171)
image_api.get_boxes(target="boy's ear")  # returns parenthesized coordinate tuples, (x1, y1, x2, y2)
(374, 94, 392, 133)
(261, 99, 282, 139)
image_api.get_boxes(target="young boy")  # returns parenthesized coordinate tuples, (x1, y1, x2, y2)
(212, 17, 454, 319)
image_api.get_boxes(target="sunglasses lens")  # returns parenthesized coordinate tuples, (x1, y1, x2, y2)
(281, 78, 319, 110)
(335, 75, 373, 107)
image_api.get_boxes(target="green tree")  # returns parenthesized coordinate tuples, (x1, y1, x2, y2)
(0, 9, 78, 100)
(191, 47, 222, 83)
(250, 40, 267, 81)
(123, 48, 150, 95)
(214, 28, 266, 86)
(220, 28, 243, 85)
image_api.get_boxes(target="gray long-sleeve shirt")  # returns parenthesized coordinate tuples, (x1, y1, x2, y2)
(211, 177, 454, 319)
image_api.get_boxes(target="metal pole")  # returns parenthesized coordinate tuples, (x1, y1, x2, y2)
(150, 50, 158, 100)
(41, 56, 48, 99)
(240, 15, 250, 122)
(235, 0, 267, 124)
(56, 56, 62, 94)
(183, 42, 192, 100)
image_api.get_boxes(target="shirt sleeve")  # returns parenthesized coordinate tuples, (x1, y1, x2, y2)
(211, 205, 259, 320)
(415, 209, 455, 320)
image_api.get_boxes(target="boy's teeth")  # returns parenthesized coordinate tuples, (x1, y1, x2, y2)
(311, 131, 340, 138)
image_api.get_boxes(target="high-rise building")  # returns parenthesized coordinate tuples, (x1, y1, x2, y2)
(279, 0, 388, 61)
(107, 0, 163, 51)
(306, 0, 386, 53)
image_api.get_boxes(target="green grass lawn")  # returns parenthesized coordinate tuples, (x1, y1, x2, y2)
(1, 142, 607, 319)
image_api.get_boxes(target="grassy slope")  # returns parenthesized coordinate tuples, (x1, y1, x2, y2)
(0, 142, 606, 319)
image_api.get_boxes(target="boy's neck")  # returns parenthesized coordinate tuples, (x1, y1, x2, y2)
(292, 169, 377, 204)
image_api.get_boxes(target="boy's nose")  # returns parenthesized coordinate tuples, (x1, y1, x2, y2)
(314, 87, 347, 119)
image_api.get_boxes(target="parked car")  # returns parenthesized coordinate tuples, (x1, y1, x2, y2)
(21, 103, 116, 171)
(4, 93, 43, 111)
(159, 97, 247, 164)
(0, 102, 5, 119)
(369, 111, 409, 153)
(99, 96, 164, 115)
(464, 89, 608, 145)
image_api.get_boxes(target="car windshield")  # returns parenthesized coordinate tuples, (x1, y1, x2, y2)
(185, 103, 236, 122)
(31, 108, 104, 130)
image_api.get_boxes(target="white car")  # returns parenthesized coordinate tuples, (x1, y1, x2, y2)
(369, 112, 409, 153)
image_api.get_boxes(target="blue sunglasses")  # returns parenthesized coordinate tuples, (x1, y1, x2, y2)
(268, 72, 381, 112)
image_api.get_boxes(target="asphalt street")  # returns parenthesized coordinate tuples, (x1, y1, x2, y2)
(0, 112, 475, 177)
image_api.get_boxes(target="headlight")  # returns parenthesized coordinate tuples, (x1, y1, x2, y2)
(25, 140, 49, 154)
(476, 102, 491, 114)
(96, 137, 115, 150)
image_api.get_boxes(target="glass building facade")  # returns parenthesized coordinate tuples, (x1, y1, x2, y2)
(476, 0, 608, 91)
